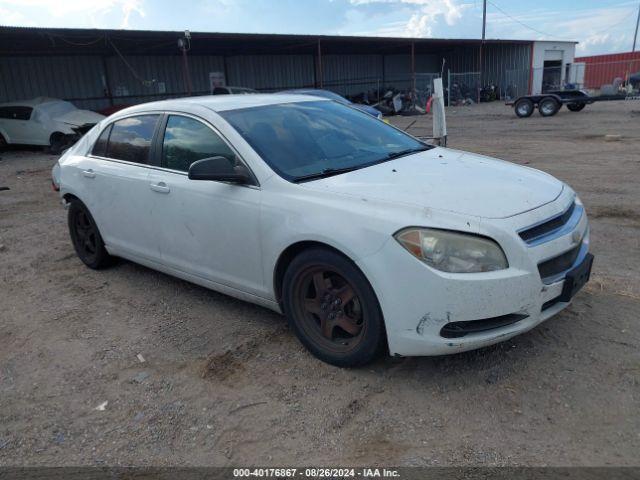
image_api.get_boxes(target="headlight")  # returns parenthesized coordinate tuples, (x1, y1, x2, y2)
(394, 228, 508, 273)
(574, 194, 583, 206)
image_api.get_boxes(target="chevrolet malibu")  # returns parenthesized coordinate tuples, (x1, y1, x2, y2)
(51, 94, 593, 367)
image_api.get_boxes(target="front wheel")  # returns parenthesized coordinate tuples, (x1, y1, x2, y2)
(282, 248, 386, 367)
(68, 200, 113, 269)
(514, 98, 534, 118)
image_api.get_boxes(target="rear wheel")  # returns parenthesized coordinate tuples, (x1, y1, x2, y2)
(0, 133, 7, 152)
(282, 248, 386, 367)
(514, 98, 534, 118)
(538, 97, 560, 117)
(567, 102, 586, 112)
(68, 200, 113, 269)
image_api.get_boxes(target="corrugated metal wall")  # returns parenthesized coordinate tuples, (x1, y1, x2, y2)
(226, 55, 314, 91)
(574, 51, 640, 89)
(443, 43, 531, 95)
(0, 55, 106, 110)
(0, 43, 531, 109)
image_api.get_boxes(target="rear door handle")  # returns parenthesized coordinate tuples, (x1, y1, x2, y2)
(82, 169, 96, 179)
(150, 182, 170, 194)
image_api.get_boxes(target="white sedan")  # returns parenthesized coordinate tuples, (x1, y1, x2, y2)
(51, 94, 593, 366)
(0, 97, 104, 153)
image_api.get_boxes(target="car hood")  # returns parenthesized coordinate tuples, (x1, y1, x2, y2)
(301, 148, 564, 219)
(55, 109, 105, 126)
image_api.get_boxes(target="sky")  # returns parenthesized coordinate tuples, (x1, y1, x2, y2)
(0, 0, 639, 56)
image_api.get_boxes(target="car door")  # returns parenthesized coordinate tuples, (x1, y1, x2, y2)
(147, 113, 264, 296)
(0, 106, 32, 144)
(86, 114, 162, 261)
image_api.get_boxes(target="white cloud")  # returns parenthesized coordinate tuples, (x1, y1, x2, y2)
(0, 0, 145, 28)
(349, 0, 470, 37)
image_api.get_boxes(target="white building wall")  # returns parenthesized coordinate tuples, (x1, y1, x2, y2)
(531, 41, 577, 94)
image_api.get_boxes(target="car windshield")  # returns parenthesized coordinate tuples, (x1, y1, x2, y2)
(37, 101, 77, 118)
(220, 100, 431, 182)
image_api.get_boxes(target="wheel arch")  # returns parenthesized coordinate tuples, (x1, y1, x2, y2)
(49, 131, 66, 144)
(0, 127, 10, 144)
(273, 240, 358, 305)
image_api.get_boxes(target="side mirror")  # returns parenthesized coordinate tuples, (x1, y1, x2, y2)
(188, 156, 251, 184)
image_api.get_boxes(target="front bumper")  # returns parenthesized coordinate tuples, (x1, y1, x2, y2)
(357, 194, 591, 357)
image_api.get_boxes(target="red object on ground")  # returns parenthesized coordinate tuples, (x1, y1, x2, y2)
(426, 95, 433, 114)
(575, 51, 640, 89)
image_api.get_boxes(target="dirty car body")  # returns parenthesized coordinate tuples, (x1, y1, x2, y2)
(52, 94, 592, 364)
(0, 97, 104, 150)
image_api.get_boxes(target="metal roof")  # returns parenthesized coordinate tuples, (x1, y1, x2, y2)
(0, 26, 539, 57)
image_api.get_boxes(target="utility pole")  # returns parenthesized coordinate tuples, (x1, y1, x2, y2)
(478, 0, 487, 103)
(178, 30, 193, 96)
(633, 2, 640, 52)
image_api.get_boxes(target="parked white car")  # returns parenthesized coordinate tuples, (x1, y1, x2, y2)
(0, 97, 104, 153)
(51, 94, 593, 366)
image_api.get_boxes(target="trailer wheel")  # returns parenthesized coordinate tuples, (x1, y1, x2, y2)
(539, 97, 560, 117)
(514, 98, 534, 118)
(567, 102, 586, 112)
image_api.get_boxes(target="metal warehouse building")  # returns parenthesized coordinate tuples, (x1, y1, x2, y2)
(0, 26, 576, 110)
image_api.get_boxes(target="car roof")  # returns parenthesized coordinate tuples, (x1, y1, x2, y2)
(0, 97, 65, 108)
(113, 94, 328, 116)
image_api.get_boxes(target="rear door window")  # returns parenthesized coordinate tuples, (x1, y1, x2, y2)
(161, 115, 235, 172)
(105, 115, 159, 164)
(0, 106, 33, 120)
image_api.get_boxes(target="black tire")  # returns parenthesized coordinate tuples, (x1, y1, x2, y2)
(567, 102, 586, 112)
(538, 97, 560, 117)
(514, 98, 534, 118)
(282, 248, 386, 367)
(0, 133, 7, 152)
(49, 132, 66, 155)
(68, 199, 113, 269)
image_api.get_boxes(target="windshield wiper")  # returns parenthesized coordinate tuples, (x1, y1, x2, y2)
(385, 146, 430, 160)
(293, 165, 363, 183)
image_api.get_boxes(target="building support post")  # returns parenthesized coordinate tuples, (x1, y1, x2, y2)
(181, 47, 193, 96)
(101, 55, 113, 107)
(411, 41, 416, 94)
(317, 38, 323, 88)
(478, 0, 486, 103)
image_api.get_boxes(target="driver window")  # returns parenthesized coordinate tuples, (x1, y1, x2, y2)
(162, 115, 235, 172)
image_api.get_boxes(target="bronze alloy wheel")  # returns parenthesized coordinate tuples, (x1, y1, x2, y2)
(291, 265, 367, 354)
(283, 248, 386, 366)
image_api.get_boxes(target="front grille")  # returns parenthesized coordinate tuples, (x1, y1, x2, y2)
(440, 313, 529, 339)
(519, 202, 575, 243)
(538, 244, 581, 280)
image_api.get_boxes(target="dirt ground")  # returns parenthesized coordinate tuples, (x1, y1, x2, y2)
(1, 100, 639, 467)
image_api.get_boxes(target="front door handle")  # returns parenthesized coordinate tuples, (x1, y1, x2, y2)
(82, 169, 96, 179)
(150, 182, 170, 194)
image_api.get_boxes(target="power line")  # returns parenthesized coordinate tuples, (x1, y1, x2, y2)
(485, 0, 574, 40)
(486, 0, 639, 42)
